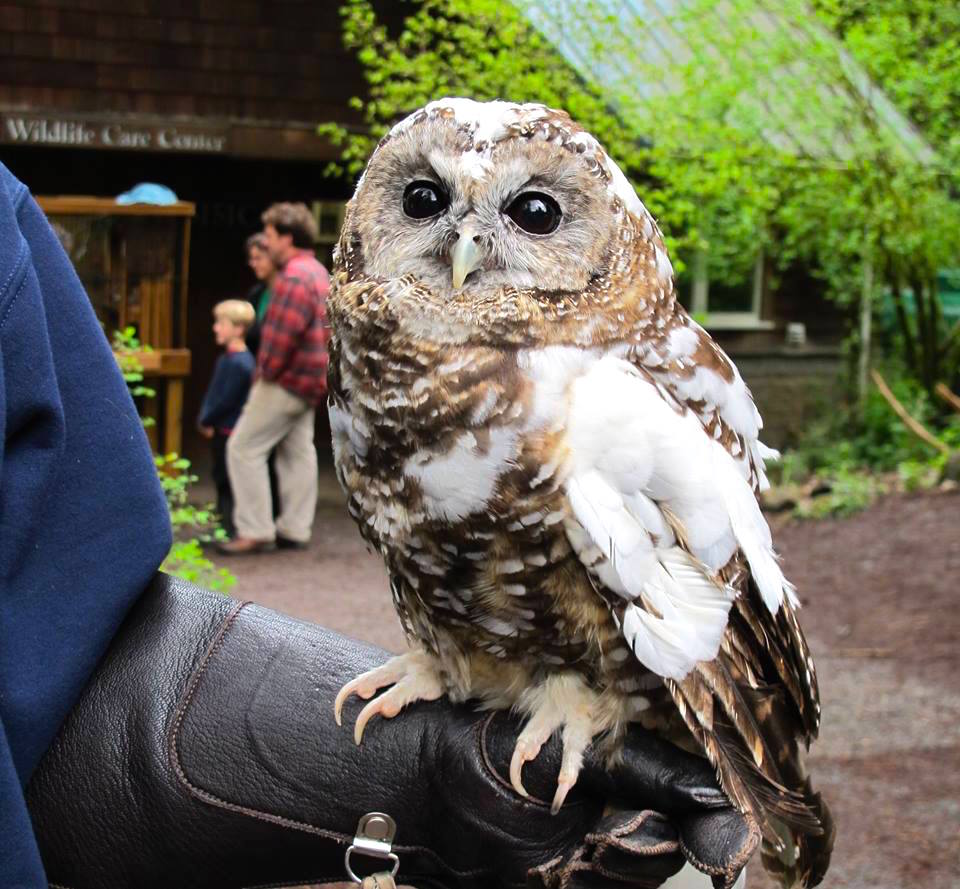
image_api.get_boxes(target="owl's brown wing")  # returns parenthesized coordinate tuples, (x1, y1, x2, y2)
(560, 353, 831, 882)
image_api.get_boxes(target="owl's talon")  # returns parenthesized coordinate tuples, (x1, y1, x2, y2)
(549, 719, 591, 813)
(354, 693, 395, 745)
(335, 651, 444, 744)
(550, 777, 576, 815)
(509, 674, 599, 810)
(334, 679, 364, 726)
(333, 656, 412, 726)
(509, 741, 540, 798)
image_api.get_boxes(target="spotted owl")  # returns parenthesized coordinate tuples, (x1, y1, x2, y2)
(329, 98, 833, 887)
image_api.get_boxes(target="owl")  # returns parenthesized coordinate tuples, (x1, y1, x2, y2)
(328, 98, 833, 887)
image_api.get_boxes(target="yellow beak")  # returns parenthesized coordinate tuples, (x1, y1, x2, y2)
(451, 228, 482, 289)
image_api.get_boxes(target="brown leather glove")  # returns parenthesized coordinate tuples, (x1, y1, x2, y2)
(27, 575, 757, 889)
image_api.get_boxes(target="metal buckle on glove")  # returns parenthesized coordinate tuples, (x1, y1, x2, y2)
(345, 812, 400, 884)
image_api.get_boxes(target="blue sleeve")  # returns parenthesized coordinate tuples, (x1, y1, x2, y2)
(198, 355, 228, 427)
(198, 353, 252, 429)
(0, 163, 172, 885)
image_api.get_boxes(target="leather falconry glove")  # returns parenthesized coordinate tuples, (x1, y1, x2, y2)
(27, 575, 757, 889)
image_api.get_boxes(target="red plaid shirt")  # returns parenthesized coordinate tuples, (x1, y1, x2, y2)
(257, 250, 330, 405)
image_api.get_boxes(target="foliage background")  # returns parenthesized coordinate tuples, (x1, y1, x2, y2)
(113, 327, 236, 591)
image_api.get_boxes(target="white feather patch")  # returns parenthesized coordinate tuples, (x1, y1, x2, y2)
(561, 356, 792, 679)
(404, 427, 518, 522)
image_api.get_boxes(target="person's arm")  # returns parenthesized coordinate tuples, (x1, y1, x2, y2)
(0, 162, 171, 887)
(258, 273, 313, 382)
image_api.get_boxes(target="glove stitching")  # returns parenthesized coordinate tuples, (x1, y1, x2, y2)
(586, 811, 679, 854)
(478, 712, 552, 808)
(168, 601, 365, 846)
(168, 603, 493, 881)
(597, 835, 680, 858)
(236, 871, 360, 889)
(236, 876, 354, 889)
(589, 810, 651, 839)
(587, 815, 680, 859)
(678, 817, 760, 882)
(556, 845, 591, 889)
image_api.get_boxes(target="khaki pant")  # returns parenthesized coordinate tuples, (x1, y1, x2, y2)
(226, 380, 318, 542)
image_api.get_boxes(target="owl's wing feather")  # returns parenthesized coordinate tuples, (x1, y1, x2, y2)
(563, 355, 792, 666)
(640, 318, 777, 492)
(561, 355, 823, 838)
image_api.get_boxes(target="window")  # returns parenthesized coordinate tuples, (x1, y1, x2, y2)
(312, 200, 347, 269)
(676, 249, 773, 330)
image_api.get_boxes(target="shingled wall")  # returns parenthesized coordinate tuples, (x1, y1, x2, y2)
(0, 0, 365, 129)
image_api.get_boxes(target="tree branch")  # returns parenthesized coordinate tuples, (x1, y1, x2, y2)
(871, 369, 950, 455)
(935, 382, 960, 416)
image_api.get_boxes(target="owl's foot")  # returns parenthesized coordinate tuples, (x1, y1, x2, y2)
(509, 674, 599, 815)
(334, 650, 444, 745)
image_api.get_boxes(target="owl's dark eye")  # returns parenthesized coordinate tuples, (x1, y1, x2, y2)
(506, 191, 562, 235)
(402, 180, 449, 219)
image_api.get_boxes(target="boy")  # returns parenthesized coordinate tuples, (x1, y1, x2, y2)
(198, 300, 256, 538)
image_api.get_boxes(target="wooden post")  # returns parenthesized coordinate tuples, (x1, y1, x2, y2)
(165, 379, 184, 456)
(858, 250, 874, 406)
(179, 216, 191, 348)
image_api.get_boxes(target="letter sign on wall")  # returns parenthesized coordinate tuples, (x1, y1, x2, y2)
(1, 113, 228, 154)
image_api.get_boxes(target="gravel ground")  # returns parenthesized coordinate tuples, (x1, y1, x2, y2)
(215, 467, 960, 889)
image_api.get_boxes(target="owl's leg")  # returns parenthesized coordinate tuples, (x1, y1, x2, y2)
(334, 649, 444, 745)
(509, 673, 602, 815)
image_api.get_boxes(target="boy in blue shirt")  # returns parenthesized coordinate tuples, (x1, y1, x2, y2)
(198, 300, 256, 538)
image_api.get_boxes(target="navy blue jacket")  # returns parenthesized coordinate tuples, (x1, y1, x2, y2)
(0, 163, 172, 885)
(198, 349, 255, 432)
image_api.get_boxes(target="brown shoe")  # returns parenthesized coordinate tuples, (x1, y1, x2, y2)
(216, 537, 277, 555)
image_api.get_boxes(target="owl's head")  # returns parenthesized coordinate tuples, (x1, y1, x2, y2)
(336, 98, 674, 342)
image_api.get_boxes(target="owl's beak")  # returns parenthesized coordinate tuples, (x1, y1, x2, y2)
(451, 227, 482, 289)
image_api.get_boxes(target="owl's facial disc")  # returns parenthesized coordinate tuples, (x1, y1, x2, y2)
(351, 110, 621, 298)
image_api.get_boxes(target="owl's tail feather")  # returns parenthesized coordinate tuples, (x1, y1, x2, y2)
(762, 781, 835, 888)
(668, 673, 833, 887)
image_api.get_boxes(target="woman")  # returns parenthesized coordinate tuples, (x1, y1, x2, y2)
(244, 232, 278, 358)
(241, 231, 283, 524)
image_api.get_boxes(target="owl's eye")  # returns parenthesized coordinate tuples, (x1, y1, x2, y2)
(506, 192, 562, 235)
(402, 180, 449, 219)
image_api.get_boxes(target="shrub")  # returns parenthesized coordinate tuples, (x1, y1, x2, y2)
(113, 328, 236, 592)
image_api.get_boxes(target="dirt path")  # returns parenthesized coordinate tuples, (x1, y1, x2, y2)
(217, 469, 960, 889)
(746, 488, 960, 889)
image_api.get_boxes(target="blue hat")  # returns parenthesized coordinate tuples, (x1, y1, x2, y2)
(116, 183, 178, 206)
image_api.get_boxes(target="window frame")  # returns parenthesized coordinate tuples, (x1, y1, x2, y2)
(689, 248, 774, 330)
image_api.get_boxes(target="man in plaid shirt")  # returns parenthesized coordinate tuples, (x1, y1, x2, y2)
(221, 203, 328, 554)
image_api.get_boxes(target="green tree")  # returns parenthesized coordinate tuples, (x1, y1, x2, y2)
(809, 0, 960, 393)
(812, 1, 960, 170)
